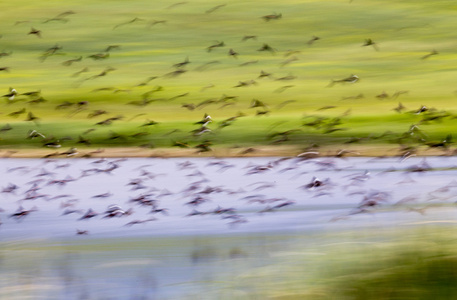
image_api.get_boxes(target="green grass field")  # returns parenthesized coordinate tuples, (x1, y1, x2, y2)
(1, 0, 457, 153)
(222, 226, 457, 300)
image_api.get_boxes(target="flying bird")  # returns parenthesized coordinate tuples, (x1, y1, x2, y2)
(328, 74, 359, 87)
(262, 13, 282, 21)
(28, 28, 42, 38)
(362, 38, 379, 51)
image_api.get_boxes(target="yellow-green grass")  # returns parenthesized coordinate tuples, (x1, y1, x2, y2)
(220, 225, 457, 300)
(1, 0, 457, 152)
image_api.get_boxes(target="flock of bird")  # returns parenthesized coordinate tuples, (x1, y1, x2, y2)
(0, 1, 452, 154)
(1, 155, 456, 237)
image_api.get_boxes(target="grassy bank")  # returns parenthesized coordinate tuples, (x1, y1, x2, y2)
(221, 226, 457, 300)
(0, 0, 457, 153)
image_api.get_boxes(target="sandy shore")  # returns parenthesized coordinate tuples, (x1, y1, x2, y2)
(0, 144, 453, 158)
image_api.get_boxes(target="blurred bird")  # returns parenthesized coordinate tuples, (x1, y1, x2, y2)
(241, 35, 257, 41)
(87, 53, 109, 60)
(258, 70, 273, 78)
(113, 17, 145, 30)
(362, 38, 379, 51)
(262, 13, 282, 21)
(421, 49, 438, 60)
(328, 74, 359, 87)
(258, 43, 276, 53)
(28, 27, 42, 38)
(206, 4, 226, 14)
(62, 56, 82, 66)
(173, 57, 190, 68)
(307, 35, 320, 46)
(228, 48, 238, 58)
(207, 41, 225, 52)
(0, 123, 12, 132)
(2, 88, 17, 100)
(393, 102, 406, 113)
(8, 108, 26, 117)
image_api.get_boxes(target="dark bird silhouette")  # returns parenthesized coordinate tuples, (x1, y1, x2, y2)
(62, 56, 82, 66)
(43, 10, 75, 23)
(262, 13, 282, 21)
(9, 206, 38, 221)
(258, 70, 272, 79)
(228, 48, 238, 58)
(205, 4, 226, 14)
(40, 44, 63, 61)
(87, 67, 116, 79)
(328, 74, 359, 87)
(362, 38, 379, 51)
(276, 99, 296, 110)
(113, 17, 145, 30)
(148, 20, 167, 28)
(173, 57, 190, 68)
(0, 51, 12, 58)
(71, 67, 89, 77)
(8, 108, 26, 117)
(78, 208, 98, 220)
(25, 112, 40, 125)
(233, 80, 257, 87)
(258, 43, 276, 53)
(124, 218, 156, 227)
(249, 98, 268, 109)
(279, 56, 299, 67)
(241, 35, 257, 41)
(195, 140, 212, 153)
(421, 49, 438, 60)
(87, 109, 108, 118)
(164, 69, 187, 77)
(393, 102, 406, 113)
(0, 123, 12, 133)
(307, 35, 320, 46)
(376, 91, 389, 99)
(87, 53, 109, 60)
(105, 45, 121, 52)
(166, 1, 188, 9)
(140, 119, 159, 127)
(207, 41, 225, 52)
(28, 27, 42, 38)
(77, 135, 91, 146)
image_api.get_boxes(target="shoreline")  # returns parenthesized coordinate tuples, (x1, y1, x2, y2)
(0, 144, 453, 158)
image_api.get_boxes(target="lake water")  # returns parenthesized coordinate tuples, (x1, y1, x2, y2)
(1, 156, 456, 299)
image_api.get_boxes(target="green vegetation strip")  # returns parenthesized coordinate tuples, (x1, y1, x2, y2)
(0, 0, 456, 154)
